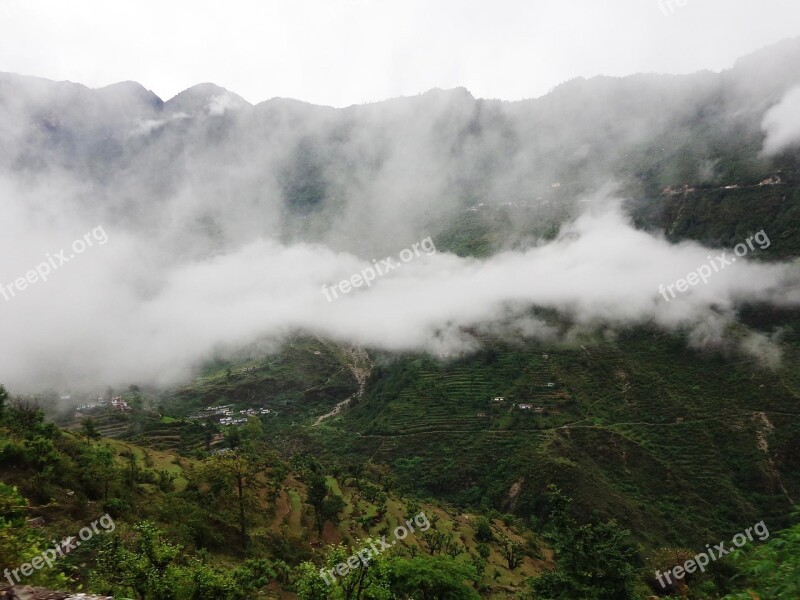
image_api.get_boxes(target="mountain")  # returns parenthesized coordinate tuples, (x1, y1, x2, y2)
(2, 37, 800, 599)
(1, 37, 799, 257)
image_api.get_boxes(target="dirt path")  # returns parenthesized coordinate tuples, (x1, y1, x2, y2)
(314, 346, 371, 426)
(352, 410, 800, 438)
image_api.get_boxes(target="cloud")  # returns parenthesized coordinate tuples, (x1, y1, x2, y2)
(1, 65, 799, 393)
(129, 113, 190, 137)
(740, 330, 784, 369)
(0, 183, 797, 391)
(762, 85, 800, 155)
(208, 93, 245, 116)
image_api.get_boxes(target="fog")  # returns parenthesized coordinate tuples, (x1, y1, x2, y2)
(762, 85, 800, 155)
(1, 183, 797, 391)
(1, 38, 800, 392)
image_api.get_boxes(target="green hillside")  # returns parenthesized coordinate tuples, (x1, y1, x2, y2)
(32, 318, 800, 598)
(304, 326, 800, 552)
(0, 399, 551, 598)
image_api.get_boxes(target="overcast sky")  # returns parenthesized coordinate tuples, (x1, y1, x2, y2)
(0, 0, 798, 107)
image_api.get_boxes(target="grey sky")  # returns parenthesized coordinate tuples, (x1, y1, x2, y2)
(0, 0, 798, 107)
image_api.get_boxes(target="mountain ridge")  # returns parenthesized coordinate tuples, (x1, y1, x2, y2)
(2, 35, 799, 114)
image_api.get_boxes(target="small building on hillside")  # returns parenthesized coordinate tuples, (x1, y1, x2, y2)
(516, 404, 545, 413)
(111, 396, 131, 412)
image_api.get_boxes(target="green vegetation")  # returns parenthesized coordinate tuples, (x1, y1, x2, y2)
(12, 311, 795, 597)
(723, 510, 800, 600)
(0, 389, 550, 597)
(4, 313, 796, 598)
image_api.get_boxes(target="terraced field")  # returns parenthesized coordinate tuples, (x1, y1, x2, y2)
(348, 348, 581, 437)
(319, 327, 800, 550)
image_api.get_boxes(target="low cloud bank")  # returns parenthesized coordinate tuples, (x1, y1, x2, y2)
(1, 189, 796, 391)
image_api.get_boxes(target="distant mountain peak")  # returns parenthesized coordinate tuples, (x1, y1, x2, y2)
(164, 83, 251, 116)
(96, 80, 163, 110)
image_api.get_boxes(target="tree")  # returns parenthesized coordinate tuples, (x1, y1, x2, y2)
(476, 543, 491, 559)
(122, 447, 139, 488)
(529, 519, 639, 600)
(80, 417, 101, 444)
(0, 484, 70, 589)
(228, 454, 261, 550)
(4, 399, 48, 437)
(474, 516, 494, 542)
(498, 534, 525, 570)
(80, 444, 118, 502)
(723, 510, 800, 600)
(90, 520, 184, 599)
(156, 470, 177, 493)
(469, 553, 488, 579)
(540, 483, 573, 537)
(405, 498, 421, 521)
(324, 493, 347, 523)
(422, 530, 463, 557)
(306, 473, 345, 535)
(128, 391, 144, 412)
(293, 561, 333, 600)
(188, 561, 235, 599)
(231, 558, 282, 595)
(225, 426, 242, 449)
(527, 486, 639, 600)
(301, 543, 389, 600)
(198, 451, 268, 550)
(25, 435, 60, 472)
(387, 555, 480, 599)
(243, 415, 263, 450)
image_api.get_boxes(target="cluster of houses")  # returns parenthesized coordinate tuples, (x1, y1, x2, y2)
(76, 400, 105, 411)
(487, 387, 556, 414)
(76, 396, 131, 413)
(187, 404, 271, 426)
